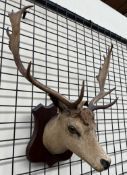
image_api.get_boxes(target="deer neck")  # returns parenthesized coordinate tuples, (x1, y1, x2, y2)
(43, 115, 67, 154)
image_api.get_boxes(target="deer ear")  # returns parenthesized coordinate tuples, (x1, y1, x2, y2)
(49, 94, 68, 112)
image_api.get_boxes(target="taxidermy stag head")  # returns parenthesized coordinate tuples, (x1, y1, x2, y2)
(7, 6, 118, 172)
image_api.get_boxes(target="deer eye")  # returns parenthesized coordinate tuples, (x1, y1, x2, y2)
(68, 125, 81, 137)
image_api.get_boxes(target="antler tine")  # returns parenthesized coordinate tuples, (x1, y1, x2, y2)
(90, 98, 118, 111)
(89, 44, 117, 111)
(7, 6, 84, 109)
(72, 80, 84, 107)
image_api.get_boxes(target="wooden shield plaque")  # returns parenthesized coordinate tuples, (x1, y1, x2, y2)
(26, 103, 73, 166)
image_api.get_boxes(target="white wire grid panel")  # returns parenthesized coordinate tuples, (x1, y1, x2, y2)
(0, 0, 127, 175)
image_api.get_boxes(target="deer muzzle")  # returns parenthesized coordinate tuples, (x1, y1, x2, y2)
(84, 142, 111, 172)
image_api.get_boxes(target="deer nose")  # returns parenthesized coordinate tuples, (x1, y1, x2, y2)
(100, 159, 110, 170)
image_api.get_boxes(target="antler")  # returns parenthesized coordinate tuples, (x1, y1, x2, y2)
(7, 6, 84, 109)
(88, 44, 118, 111)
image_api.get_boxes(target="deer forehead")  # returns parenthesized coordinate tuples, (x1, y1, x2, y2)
(61, 108, 95, 128)
(80, 109, 95, 124)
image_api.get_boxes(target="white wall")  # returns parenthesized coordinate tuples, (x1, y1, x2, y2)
(51, 0, 127, 39)
(0, 0, 127, 175)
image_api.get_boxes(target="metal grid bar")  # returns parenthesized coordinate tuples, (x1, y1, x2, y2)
(0, 0, 127, 174)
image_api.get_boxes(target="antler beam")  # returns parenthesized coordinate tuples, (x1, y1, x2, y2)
(7, 6, 84, 109)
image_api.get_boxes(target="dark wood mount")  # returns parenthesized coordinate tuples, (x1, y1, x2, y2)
(26, 103, 73, 166)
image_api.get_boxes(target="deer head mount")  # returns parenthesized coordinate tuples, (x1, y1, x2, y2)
(7, 6, 118, 172)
